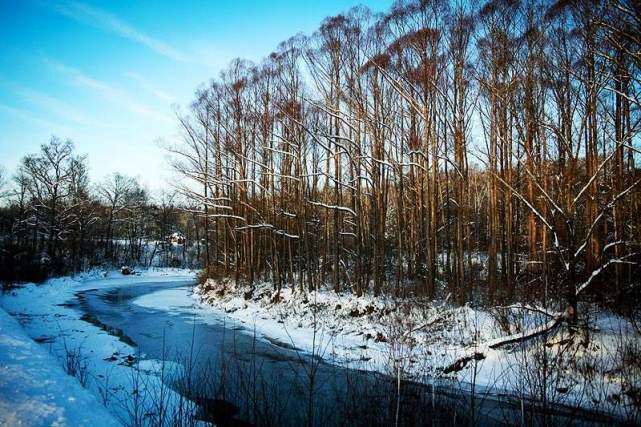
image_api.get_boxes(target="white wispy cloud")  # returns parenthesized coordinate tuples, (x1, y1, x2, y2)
(0, 103, 74, 134)
(124, 71, 176, 103)
(46, 59, 172, 124)
(8, 84, 104, 128)
(51, 1, 187, 62)
(49, 1, 228, 71)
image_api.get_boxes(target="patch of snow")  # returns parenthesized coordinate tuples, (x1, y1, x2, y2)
(0, 306, 120, 426)
(0, 268, 202, 426)
(193, 278, 641, 420)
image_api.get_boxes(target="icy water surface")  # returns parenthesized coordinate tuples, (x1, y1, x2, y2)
(75, 280, 616, 426)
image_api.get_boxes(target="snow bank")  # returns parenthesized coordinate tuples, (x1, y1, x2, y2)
(194, 278, 506, 379)
(195, 278, 641, 420)
(0, 306, 120, 426)
(0, 268, 200, 426)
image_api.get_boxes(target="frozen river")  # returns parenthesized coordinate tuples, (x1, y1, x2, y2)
(72, 279, 614, 426)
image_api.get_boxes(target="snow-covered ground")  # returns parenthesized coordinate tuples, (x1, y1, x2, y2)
(0, 305, 121, 426)
(1, 268, 638, 425)
(0, 268, 202, 427)
(196, 278, 641, 421)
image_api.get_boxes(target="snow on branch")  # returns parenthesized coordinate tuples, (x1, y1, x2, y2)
(236, 223, 299, 239)
(306, 200, 356, 216)
(575, 254, 638, 296)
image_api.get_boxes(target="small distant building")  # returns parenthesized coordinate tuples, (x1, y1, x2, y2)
(167, 232, 185, 245)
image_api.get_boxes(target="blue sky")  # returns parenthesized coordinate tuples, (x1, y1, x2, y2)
(0, 0, 392, 191)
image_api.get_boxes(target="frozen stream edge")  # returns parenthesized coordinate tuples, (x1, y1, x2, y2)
(0, 268, 204, 427)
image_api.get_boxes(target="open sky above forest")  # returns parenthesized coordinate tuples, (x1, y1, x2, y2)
(0, 0, 393, 190)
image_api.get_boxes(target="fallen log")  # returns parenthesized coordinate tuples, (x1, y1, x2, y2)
(487, 313, 564, 350)
(441, 311, 565, 374)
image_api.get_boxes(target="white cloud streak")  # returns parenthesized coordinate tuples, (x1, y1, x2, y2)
(46, 59, 172, 124)
(124, 71, 175, 103)
(9, 84, 104, 128)
(0, 103, 73, 134)
(52, 1, 187, 62)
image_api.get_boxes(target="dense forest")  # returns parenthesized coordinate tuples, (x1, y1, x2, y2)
(1, 0, 640, 317)
(168, 0, 641, 318)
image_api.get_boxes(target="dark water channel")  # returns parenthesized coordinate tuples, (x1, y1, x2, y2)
(75, 280, 617, 427)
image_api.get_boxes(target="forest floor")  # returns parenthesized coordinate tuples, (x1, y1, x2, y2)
(196, 277, 641, 421)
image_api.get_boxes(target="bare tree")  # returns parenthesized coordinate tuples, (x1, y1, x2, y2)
(20, 137, 85, 260)
(98, 172, 138, 260)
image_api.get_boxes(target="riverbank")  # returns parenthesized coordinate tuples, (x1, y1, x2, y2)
(0, 268, 201, 426)
(196, 277, 641, 422)
(0, 305, 120, 426)
(1, 269, 638, 425)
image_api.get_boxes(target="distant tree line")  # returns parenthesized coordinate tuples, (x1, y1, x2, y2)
(170, 0, 641, 316)
(0, 138, 201, 283)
